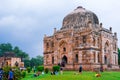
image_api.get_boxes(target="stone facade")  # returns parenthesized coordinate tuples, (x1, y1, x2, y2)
(0, 52, 24, 68)
(43, 6, 119, 70)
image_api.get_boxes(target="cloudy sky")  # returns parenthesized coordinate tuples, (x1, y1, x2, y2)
(0, 0, 120, 58)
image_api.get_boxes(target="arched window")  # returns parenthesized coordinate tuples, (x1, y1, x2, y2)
(75, 54, 78, 63)
(46, 42, 49, 48)
(63, 47, 66, 52)
(83, 36, 86, 43)
(93, 38, 96, 46)
(115, 44, 117, 51)
(98, 53, 100, 63)
(46, 55, 49, 64)
(98, 38, 100, 47)
(52, 57, 54, 64)
(104, 42, 109, 54)
(104, 56, 107, 64)
(51, 42, 54, 47)
(93, 52, 95, 63)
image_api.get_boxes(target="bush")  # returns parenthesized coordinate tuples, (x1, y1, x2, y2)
(13, 67, 22, 80)
(3, 66, 11, 80)
(53, 66, 60, 72)
(3, 66, 21, 80)
(45, 68, 49, 74)
(21, 70, 26, 78)
(37, 66, 44, 72)
(27, 67, 31, 73)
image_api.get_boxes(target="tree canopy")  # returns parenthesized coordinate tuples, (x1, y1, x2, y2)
(118, 48, 120, 65)
(0, 43, 43, 68)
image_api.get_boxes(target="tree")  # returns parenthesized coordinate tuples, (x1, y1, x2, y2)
(0, 43, 13, 56)
(0, 43, 43, 68)
(0, 43, 30, 68)
(118, 48, 120, 65)
(24, 59, 31, 67)
(13, 46, 29, 61)
(36, 55, 44, 65)
(30, 55, 43, 68)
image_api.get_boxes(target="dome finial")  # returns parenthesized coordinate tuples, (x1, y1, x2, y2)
(77, 6, 83, 9)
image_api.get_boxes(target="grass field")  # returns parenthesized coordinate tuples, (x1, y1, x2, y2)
(21, 71, 120, 80)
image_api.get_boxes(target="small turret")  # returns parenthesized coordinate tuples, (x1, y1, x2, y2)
(100, 23, 102, 28)
(54, 28, 56, 33)
(114, 32, 117, 37)
(109, 27, 112, 32)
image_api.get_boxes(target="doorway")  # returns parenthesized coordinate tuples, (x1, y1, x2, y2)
(61, 55, 67, 67)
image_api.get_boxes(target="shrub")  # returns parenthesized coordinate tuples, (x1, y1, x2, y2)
(21, 70, 26, 78)
(53, 66, 60, 72)
(37, 66, 44, 72)
(45, 68, 49, 74)
(13, 67, 22, 80)
(3, 66, 11, 80)
(27, 67, 31, 73)
(3, 66, 21, 80)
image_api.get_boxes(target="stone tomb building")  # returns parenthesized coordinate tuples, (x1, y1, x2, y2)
(43, 6, 119, 70)
(0, 52, 24, 68)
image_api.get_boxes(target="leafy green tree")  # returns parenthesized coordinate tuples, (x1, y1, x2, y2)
(0, 43, 44, 68)
(0, 43, 30, 68)
(30, 58, 38, 67)
(24, 59, 31, 67)
(36, 55, 44, 65)
(30, 55, 43, 68)
(13, 46, 29, 61)
(0, 43, 13, 56)
(118, 48, 120, 65)
(37, 66, 44, 72)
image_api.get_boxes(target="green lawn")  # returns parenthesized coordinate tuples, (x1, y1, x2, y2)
(21, 71, 120, 80)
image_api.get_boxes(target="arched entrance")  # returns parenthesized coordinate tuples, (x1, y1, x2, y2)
(61, 55, 67, 67)
(104, 41, 111, 68)
(104, 56, 107, 64)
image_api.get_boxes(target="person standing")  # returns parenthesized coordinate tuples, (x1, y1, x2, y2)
(60, 67, 63, 75)
(79, 65, 82, 74)
(0, 68, 3, 80)
(8, 69, 14, 80)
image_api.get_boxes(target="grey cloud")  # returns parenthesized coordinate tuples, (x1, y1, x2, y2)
(0, 0, 120, 57)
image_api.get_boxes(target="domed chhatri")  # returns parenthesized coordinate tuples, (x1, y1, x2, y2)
(44, 6, 119, 70)
(61, 6, 99, 30)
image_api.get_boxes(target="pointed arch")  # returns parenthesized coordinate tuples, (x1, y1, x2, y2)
(61, 55, 68, 67)
(93, 38, 96, 46)
(52, 56, 54, 64)
(62, 55, 67, 64)
(59, 40, 67, 47)
(75, 54, 78, 63)
(97, 38, 100, 47)
(98, 53, 100, 63)
(59, 40, 68, 54)
(104, 55, 107, 64)
(104, 41, 110, 54)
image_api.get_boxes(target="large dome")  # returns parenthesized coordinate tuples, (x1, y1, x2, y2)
(61, 6, 99, 30)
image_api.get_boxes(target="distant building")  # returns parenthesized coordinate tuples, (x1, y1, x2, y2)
(43, 6, 119, 70)
(0, 52, 24, 67)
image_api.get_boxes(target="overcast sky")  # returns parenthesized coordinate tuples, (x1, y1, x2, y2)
(0, 0, 120, 58)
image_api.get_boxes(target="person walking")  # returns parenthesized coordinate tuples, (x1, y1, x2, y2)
(8, 69, 14, 80)
(0, 68, 3, 80)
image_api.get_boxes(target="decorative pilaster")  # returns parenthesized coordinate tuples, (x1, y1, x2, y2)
(95, 52, 98, 63)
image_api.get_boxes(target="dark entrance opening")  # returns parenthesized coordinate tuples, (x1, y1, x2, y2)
(104, 56, 107, 64)
(61, 55, 67, 67)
